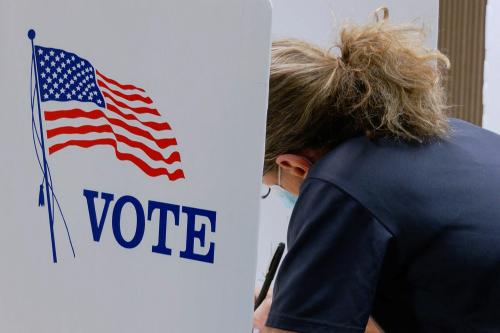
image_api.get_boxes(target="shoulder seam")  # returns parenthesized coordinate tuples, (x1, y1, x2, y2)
(305, 176, 396, 238)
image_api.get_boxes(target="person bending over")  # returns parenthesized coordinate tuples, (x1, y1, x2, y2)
(254, 8, 500, 333)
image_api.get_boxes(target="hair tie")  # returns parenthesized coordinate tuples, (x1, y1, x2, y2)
(336, 57, 345, 68)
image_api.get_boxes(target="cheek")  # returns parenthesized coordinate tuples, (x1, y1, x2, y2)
(262, 173, 276, 186)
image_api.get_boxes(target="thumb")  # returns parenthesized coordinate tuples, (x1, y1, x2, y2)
(253, 295, 273, 330)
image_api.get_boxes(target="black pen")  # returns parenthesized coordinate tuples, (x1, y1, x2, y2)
(254, 242, 286, 310)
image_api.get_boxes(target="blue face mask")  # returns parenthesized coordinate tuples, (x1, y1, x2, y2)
(275, 185, 298, 209)
(276, 166, 298, 209)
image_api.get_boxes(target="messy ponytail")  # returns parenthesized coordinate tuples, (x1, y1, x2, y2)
(264, 8, 450, 174)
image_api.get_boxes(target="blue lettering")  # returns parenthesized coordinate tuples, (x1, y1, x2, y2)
(147, 201, 180, 256)
(83, 189, 217, 263)
(83, 189, 114, 242)
(112, 195, 145, 249)
(180, 206, 216, 264)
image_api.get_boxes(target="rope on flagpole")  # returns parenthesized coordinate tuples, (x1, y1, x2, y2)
(29, 31, 76, 260)
(28, 32, 76, 260)
(29, 29, 58, 263)
(30, 112, 76, 258)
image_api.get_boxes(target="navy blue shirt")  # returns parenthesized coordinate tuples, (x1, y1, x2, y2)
(266, 119, 500, 333)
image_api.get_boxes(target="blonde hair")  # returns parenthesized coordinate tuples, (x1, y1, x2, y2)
(264, 8, 450, 174)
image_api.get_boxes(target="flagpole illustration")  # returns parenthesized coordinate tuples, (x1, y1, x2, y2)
(28, 29, 58, 263)
(27, 27, 181, 263)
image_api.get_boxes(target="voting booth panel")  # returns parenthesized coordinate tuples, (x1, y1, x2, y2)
(0, 0, 271, 332)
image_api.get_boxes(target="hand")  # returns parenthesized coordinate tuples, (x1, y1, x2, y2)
(253, 287, 273, 331)
(365, 317, 383, 333)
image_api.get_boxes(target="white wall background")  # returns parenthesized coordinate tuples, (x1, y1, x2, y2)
(270, 0, 439, 48)
(256, 0, 440, 283)
(483, 1, 500, 134)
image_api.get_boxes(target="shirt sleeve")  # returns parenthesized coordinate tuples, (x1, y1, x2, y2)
(266, 177, 393, 333)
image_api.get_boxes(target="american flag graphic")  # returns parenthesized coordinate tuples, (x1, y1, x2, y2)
(33, 45, 185, 181)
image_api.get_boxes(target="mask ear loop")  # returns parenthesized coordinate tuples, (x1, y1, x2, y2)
(277, 165, 282, 187)
(261, 187, 271, 199)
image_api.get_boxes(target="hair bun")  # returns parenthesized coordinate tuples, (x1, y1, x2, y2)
(332, 8, 450, 141)
(264, 9, 451, 173)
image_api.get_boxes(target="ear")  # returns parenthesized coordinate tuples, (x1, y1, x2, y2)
(275, 154, 312, 180)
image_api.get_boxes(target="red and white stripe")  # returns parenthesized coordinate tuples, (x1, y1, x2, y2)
(42, 70, 185, 181)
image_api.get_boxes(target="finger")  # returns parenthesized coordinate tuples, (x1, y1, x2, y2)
(253, 297, 272, 330)
(254, 286, 262, 302)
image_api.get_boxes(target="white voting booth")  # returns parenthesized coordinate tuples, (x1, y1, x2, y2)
(0, 0, 271, 332)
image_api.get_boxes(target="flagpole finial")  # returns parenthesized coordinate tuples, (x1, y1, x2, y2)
(28, 29, 36, 40)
